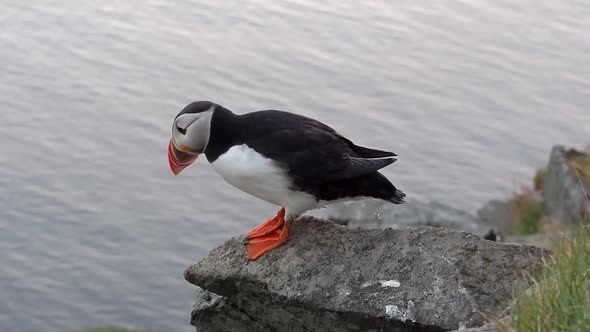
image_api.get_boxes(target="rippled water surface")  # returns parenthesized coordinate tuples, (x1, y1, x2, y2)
(1, 1, 589, 331)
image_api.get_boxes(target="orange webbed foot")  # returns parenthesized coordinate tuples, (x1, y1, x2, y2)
(246, 207, 286, 239)
(244, 208, 290, 261)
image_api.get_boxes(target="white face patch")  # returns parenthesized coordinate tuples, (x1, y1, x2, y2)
(175, 113, 199, 130)
(172, 107, 214, 154)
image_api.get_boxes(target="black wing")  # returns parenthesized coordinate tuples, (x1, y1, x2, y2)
(238, 110, 397, 183)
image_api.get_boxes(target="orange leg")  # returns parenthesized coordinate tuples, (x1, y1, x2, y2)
(246, 207, 286, 239)
(244, 208, 291, 261)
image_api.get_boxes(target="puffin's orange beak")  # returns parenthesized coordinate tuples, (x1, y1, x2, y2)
(168, 139, 198, 176)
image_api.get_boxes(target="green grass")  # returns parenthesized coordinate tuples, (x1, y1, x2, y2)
(506, 188, 544, 235)
(516, 201, 544, 235)
(508, 226, 590, 331)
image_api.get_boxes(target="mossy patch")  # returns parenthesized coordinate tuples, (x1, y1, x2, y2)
(569, 155, 590, 183)
(505, 188, 544, 235)
(533, 168, 546, 191)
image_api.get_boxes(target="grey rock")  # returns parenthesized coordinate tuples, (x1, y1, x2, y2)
(542, 145, 590, 225)
(191, 287, 271, 332)
(308, 199, 492, 237)
(451, 315, 512, 332)
(186, 217, 549, 331)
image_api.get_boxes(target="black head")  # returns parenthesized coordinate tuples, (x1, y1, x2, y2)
(175, 101, 217, 119)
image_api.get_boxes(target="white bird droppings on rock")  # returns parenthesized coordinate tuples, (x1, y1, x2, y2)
(384, 301, 416, 322)
(385, 304, 401, 318)
(380, 280, 401, 288)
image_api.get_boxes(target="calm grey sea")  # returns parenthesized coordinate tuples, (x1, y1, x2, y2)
(1, 1, 589, 331)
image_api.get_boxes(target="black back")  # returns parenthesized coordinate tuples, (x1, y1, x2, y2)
(204, 104, 405, 203)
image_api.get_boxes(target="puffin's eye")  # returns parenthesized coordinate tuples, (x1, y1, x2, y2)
(176, 125, 187, 135)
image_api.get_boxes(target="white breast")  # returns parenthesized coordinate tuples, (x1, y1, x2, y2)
(210, 144, 317, 220)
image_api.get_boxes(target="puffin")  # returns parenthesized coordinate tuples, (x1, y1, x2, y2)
(168, 101, 405, 260)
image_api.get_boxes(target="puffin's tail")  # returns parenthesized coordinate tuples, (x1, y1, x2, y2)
(388, 187, 406, 204)
(318, 171, 406, 204)
(350, 144, 405, 204)
(367, 171, 406, 204)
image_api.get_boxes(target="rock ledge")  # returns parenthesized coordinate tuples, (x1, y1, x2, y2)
(186, 217, 550, 331)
